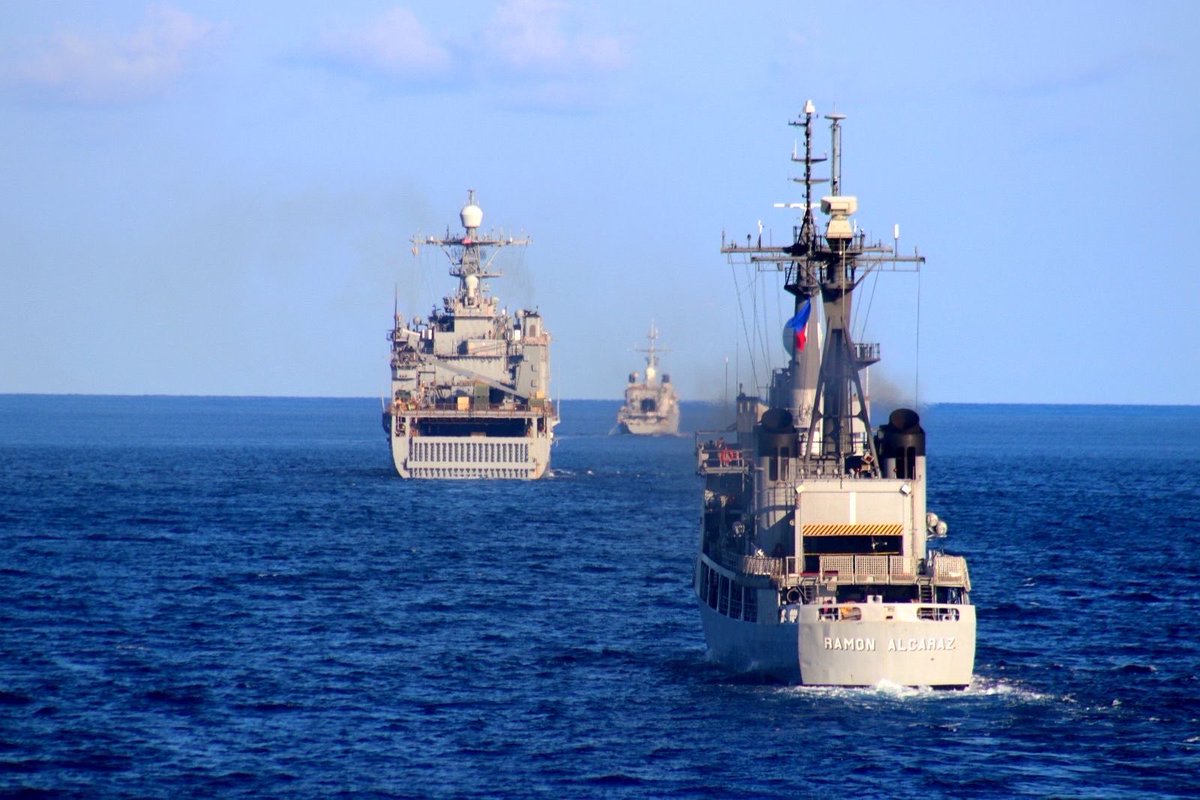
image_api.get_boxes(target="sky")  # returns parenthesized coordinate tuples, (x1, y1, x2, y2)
(1, 1, 1197, 404)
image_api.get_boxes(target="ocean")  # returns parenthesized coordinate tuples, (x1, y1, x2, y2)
(1, 396, 1197, 798)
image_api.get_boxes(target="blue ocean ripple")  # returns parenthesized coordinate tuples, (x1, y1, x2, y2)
(2, 398, 1199, 798)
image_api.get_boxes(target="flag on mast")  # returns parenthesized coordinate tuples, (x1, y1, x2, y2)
(785, 299, 813, 351)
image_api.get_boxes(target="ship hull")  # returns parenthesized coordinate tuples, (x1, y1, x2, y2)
(386, 193, 556, 480)
(693, 108, 977, 690)
(617, 375, 680, 436)
(616, 410, 680, 436)
(389, 415, 553, 480)
(698, 599, 975, 688)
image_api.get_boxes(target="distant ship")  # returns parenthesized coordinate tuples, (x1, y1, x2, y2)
(382, 191, 557, 479)
(616, 324, 680, 436)
(694, 102, 976, 687)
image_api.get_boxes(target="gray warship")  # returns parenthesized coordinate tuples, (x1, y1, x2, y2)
(382, 191, 557, 479)
(616, 323, 680, 436)
(695, 103, 976, 687)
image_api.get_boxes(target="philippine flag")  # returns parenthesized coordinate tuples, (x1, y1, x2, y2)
(785, 299, 813, 352)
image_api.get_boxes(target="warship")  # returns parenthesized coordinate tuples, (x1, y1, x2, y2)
(695, 103, 976, 687)
(616, 324, 680, 435)
(382, 191, 557, 479)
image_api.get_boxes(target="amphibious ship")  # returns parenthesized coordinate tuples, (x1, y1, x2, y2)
(695, 103, 976, 687)
(382, 191, 557, 479)
(616, 323, 680, 435)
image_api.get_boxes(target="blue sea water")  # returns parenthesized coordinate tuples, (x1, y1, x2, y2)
(1, 396, 1198, 798)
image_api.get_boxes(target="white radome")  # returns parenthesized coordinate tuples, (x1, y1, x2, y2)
(460, 203, 483, 230)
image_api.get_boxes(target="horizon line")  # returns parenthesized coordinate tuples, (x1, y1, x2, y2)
(0, 392, 1196, 409)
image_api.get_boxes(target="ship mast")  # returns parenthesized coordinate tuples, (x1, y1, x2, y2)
(636, 322, 667, 385)
(412, 190, 530, 306)
(722, 102, 924, 475)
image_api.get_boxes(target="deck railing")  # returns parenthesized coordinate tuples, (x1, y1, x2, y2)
(932, 554, 971, 590)
(735, 552, 959, 588)
(695, 434, 748, 474)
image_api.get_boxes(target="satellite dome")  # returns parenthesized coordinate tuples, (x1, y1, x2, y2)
(460, 202, 483, 230)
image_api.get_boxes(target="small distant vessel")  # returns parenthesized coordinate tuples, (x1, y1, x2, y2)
(694, 102, 976, 687)
(616, 324, 680, 436)
(382, 191, 557, 479)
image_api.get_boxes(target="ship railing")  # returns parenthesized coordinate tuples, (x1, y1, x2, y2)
(822, 555, 920, 585)
(853, 555, 890, 584)
(740, 554, 921, 586)
(932, 554, 971, 591)
(889, 555, 917, 582)
(406, 402, 554, 418)
(696, 433, 747, 475)
(854, 341, 881, 364)
(816, 605, 862, 622)
(740, 555, 810, 582)
(741, 555, 783, 578)
(818, 555, 854, 581)
(708, 542, 753, 574)
(917, 606, 962, 621)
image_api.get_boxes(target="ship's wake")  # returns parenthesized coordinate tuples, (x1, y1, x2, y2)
(772, 675, 1052, 703)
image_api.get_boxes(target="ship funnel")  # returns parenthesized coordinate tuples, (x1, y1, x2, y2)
(756, 407, 795, 457)
(876, 408, 925, 480)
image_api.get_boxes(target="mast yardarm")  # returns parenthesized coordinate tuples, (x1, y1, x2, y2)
(721, 102, 925, 475)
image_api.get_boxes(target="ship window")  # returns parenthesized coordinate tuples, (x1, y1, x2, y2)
(707, 568, 719, 609)
(768, 457, 778, 482)
(744, 588, 757, 622)
(729, 583, 743, 619)
(698, 562, 708, 602)
(717, 575, 730, 615)
(778, 447, 790, 481)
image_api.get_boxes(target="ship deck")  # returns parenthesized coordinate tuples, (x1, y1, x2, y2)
(395, 405, 553, 419)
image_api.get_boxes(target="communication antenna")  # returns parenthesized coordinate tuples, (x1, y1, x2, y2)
(825, 112, 845, 196)
(724, 356, 730, 427)
(788, 99, 827, 253)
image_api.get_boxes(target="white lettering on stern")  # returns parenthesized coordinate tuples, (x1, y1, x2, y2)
(888, 636, 957, 652)
(819, 636, 959, 653)
(822, 636, 876, 652)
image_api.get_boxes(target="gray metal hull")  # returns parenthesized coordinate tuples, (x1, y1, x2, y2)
(616, 409, 680, 436)
(699, 599, 975, 688)
(694, 107, 979, 691)
(390, 427, 552, 480)
(386, 193, 557, 480)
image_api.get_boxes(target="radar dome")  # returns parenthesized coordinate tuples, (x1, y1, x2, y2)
(460, 203, 483, 230)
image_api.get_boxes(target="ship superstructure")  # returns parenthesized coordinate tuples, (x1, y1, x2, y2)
(695, 103, 976, 687)
(616, 324, 680, 435)
(383, 191, 557, 479)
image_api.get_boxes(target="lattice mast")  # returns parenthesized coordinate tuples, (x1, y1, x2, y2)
(721, 102, 925, 474)
(412, 189, 530, 305)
